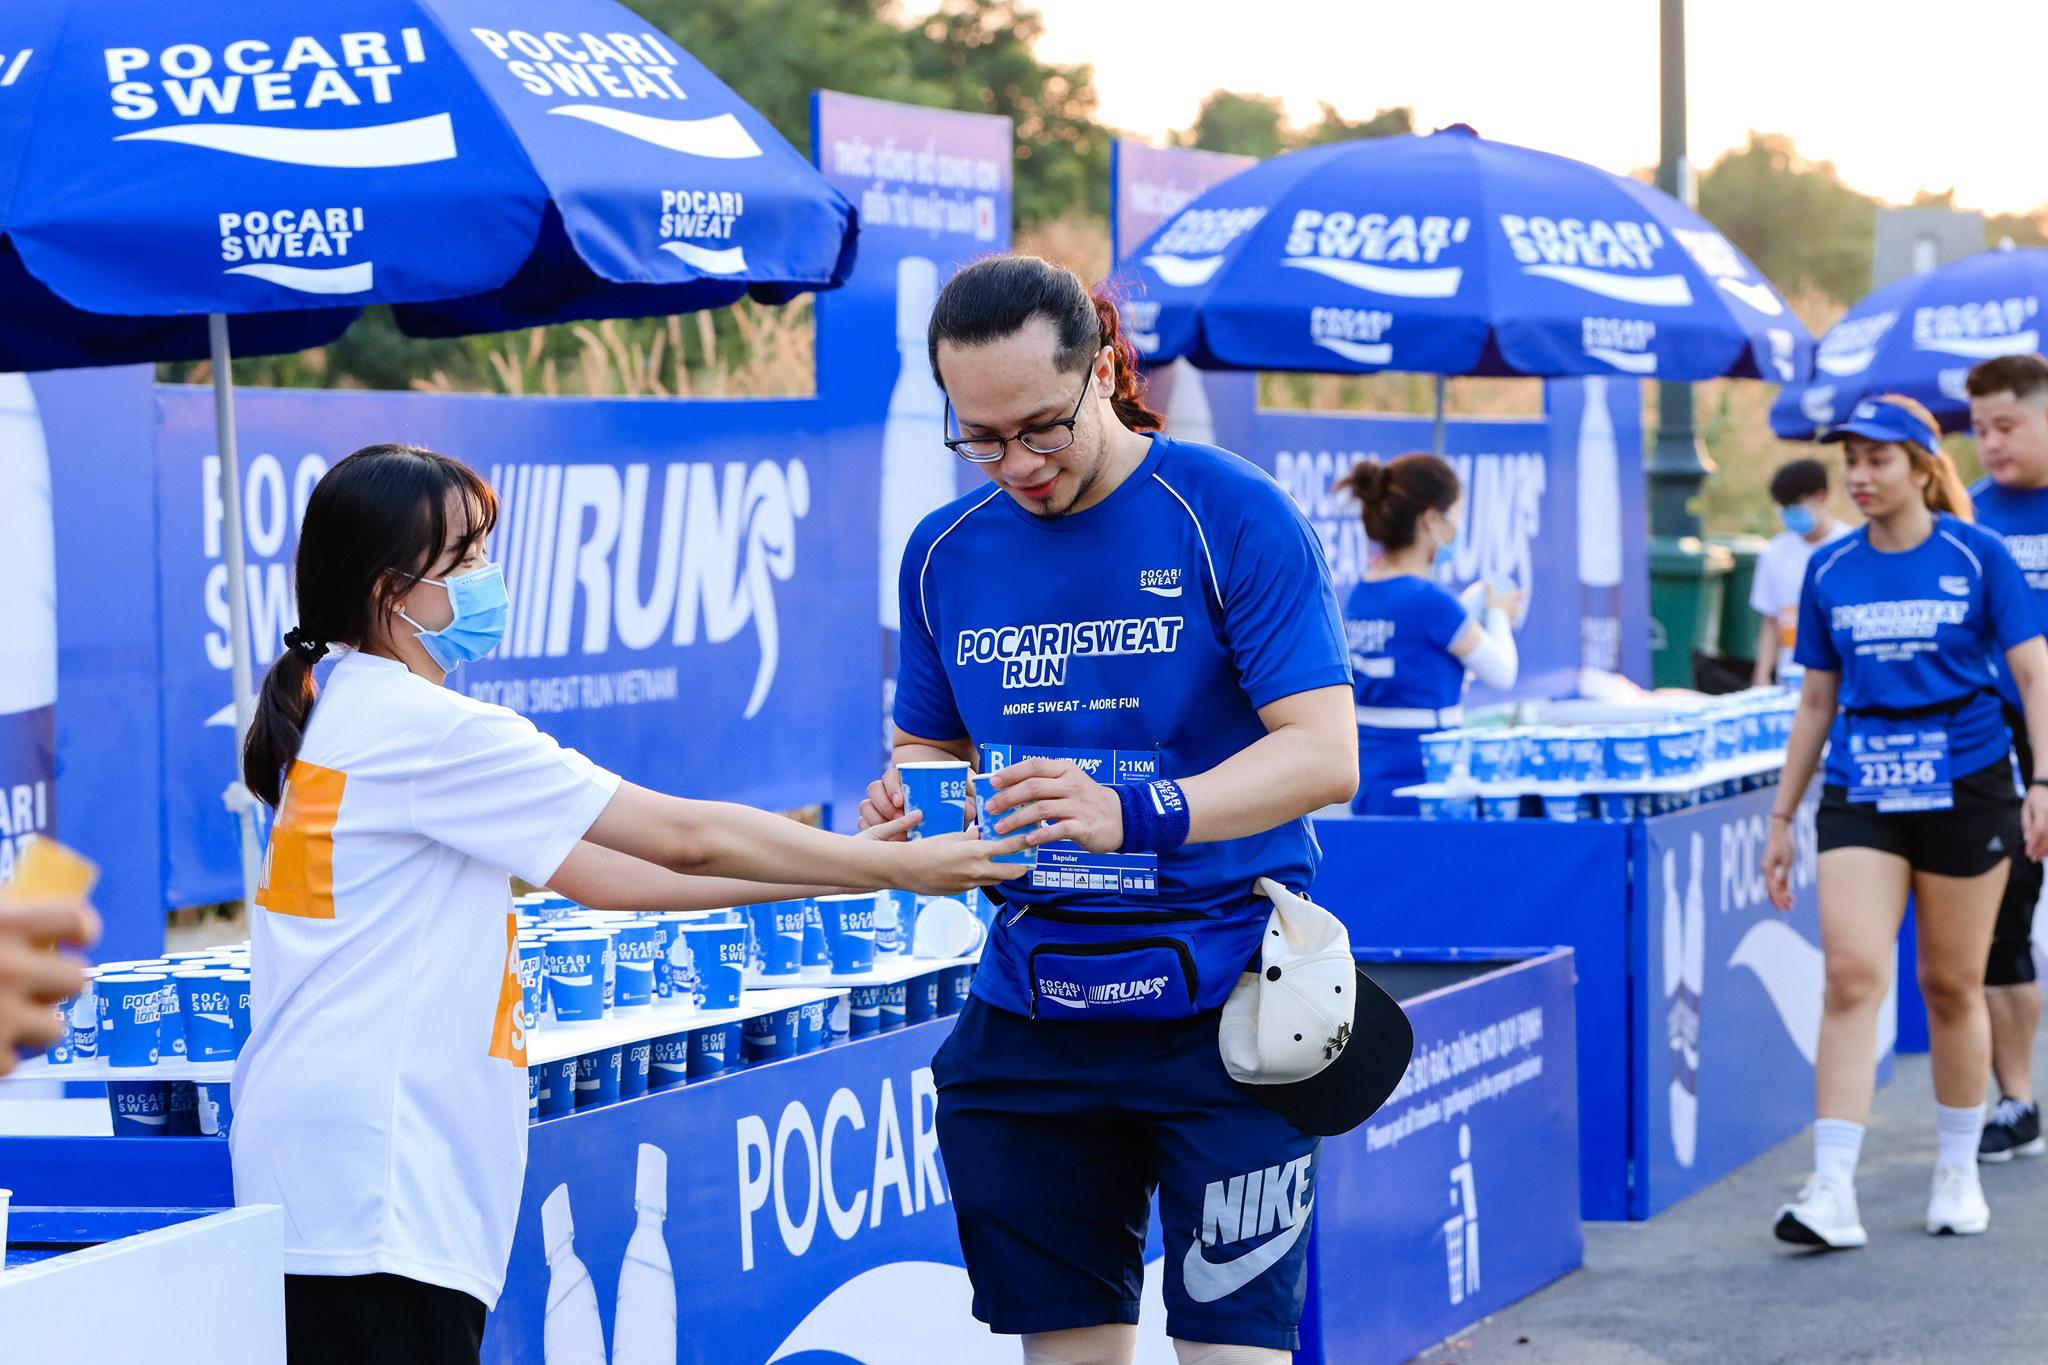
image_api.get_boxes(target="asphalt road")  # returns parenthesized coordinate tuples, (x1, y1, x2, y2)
(1426, 1038, 2048, 1364)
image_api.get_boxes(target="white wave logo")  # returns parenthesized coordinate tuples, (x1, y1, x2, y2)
(225, 261, 374, 295)
(1799, 385, 1838, 425)
(1816, 310, 1897, 376)
(1728, 919, 1824, 1066)
(1282, 256, 1462, 299)
(658, 241, 749, 275)
(1672, 227, 1786, 317)
(548, 105, 761, 159)
(1314, 336, 1394, 365)
(1913, 296, 2040, 360)
(1717, 277, 1785, 316)
(1586, 347, 1656, 374)
(1142, 253, 1225, 288)
(1524, 264, 1692, 307)
(114, 113, 455, 168)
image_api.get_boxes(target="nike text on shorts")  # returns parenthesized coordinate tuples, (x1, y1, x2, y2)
(932, 997, 1318, 1351)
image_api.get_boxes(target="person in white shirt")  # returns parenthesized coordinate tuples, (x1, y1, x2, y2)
(234, 443, 1026, 1365)
(1751, 457, 1851, 686)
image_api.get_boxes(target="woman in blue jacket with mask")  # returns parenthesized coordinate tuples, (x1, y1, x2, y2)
(1340, 454, 1522, 814)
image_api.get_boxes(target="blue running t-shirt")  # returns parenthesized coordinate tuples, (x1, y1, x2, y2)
(1794, 513, 2041, 786)
(1344, 576, 1469, 713)
(895, 435, 1351, 1017)
(1968, 476, 2048, 710)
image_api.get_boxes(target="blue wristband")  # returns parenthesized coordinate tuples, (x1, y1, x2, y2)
(1115, 778, 1191, 854)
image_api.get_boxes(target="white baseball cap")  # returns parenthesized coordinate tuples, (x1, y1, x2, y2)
(1219, 878, 1413, 1136)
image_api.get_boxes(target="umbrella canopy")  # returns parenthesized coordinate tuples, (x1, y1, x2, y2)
(0, 0, 856, 363)
(1770, 245, 2048, 438)
(1117, 125, 1809, 385)
(0, 0, 858, 905)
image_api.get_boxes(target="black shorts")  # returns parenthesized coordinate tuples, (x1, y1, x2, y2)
(1816, 757, 2021, 879)
(284, 1273, 485, 1365)
(1990, 709, 2042, 987)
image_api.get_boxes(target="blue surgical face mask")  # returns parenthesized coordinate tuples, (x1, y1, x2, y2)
(1781, 503, 1818, 537)
(398, 562, 509, 671)
(1431, 516, 1459, 574)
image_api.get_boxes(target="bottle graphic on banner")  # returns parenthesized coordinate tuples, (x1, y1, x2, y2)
(540, 1184, 607, 1365)
(1664, 832, 1705, 1169)
(1575, 375, 1624, 679)
(0, 372, 56, 882)
(878, 257, 949, 732)
(1162, 358, 1216, 447)
(611, 1143, 677, 1365)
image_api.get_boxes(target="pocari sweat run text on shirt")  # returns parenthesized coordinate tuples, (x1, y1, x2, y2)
(232, 649, 620, 1308)
(894, 435, 1352, 1018)
(1793, 514, 2041, 788)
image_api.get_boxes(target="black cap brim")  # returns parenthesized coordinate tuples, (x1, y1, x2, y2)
(1234, 963, 1414, 1137)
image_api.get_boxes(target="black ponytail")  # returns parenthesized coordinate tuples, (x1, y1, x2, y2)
(243, 444, 498, 807)
(1339, 452, 1461, 551)
(927, 254, 1164, 431)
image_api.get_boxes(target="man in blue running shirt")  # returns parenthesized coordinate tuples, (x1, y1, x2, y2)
(1967, 353, 2048, 1161)
(859, 255, 1357, 1364)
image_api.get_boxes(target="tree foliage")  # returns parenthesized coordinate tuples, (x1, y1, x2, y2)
(1187, 90, 1413, 158)
(1695, 133, 1875, 305)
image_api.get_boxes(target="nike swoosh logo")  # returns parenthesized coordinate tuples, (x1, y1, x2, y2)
(1139, 585, 1184, 598)
(1180, 1208, 1311, 1303)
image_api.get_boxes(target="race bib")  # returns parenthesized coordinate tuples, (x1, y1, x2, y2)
(1847, 721, 1952, 813)
(982, 741, 1160, 895)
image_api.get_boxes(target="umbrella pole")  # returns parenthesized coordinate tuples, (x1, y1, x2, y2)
(1432, 374, 1447, 457)
(208, 314, 263, 911)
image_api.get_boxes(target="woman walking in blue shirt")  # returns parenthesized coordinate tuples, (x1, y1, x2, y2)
(1340, 454, 1521, 814)
(1764, 395, 2048, 1248)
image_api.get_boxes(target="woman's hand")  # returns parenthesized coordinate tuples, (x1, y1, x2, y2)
(0, 896, 99, 1075)
(1762, 817, 1797, 912)
(1484, 582, 1528, 620)
(892, 831, 1031, 897)
(857, 810, 921, 843)
(858, 768, 907, 831)
(2024, 786, 2048, 862)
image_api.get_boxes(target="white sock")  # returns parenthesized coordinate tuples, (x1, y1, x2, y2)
(1814, 1118, 1864, 1187)
(1936, 1103, 1984, 1170)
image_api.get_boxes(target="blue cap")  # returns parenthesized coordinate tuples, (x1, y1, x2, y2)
(1822, 397, 1938, 452)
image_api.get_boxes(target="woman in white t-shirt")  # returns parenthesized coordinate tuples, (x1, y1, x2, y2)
(234, 444, 1026, 1365)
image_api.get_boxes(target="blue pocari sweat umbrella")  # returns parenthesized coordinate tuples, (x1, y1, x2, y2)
(1118, 126, 1810, 402)
(0, 0, 857, 901)
(1770, 245, 2048, 438)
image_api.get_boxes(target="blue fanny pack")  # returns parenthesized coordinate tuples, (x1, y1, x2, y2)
(978, 901, 1265, 1021)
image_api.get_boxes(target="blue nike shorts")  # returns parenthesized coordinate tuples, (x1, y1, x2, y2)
(932, 996, 1320, 1350)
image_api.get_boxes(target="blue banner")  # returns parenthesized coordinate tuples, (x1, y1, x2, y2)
(152, 386, 873, 906)
(1633, 784, 1894, 1217)
(812, 91, 1012, 763)
(1306, 951, 1581, 1363)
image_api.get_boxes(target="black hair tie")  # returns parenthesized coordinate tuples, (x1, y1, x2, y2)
(282, 628, 329, 664)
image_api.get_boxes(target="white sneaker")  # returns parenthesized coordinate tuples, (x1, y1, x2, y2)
(1927, 1162, 1990, 1236)
(1774, 1174, 1867, 1249)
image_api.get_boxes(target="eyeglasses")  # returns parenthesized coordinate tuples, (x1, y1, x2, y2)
(944, 372, 1093, 463)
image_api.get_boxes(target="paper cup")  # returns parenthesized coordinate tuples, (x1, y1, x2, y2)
(938, 965, 974, 1016)
(107, 1080, 171, 1135)
(611, 922, 662, 1012)
(848, 984, 882, 1038)
(797, 998, 829, 1053)
(815, 894, 878, 976)
(620, 1040, 652, 1099)
(544, 933, 611, 1023)
(528, 1067, 540, 1123)
(218, 971, 253, 1056)
(907, 973, 941, 1025)
(166, 1080, 201, 1137)
(196, 1082, 235, 1139)
(537, 1056, 578, 1117)
(517, 940, 549, 1027)
(171, 971, 237, 1063)
(574, 1046, 623, 1108)
(799, 899, 830, 972)
(96, 973, 168, 1068)
(675, 923, 746, 1010)
(969, 773, 1038, 867)
(898, 760, 971, 839)
(745, 901, 806, 978)
(743, 1006, 801, 1064)
(879, 982, 908, 1033)
(687, 1021, 741, 1082)
(650, 1031, 691, 1091)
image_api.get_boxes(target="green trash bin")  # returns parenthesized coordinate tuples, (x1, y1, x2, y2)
(1649, 536, 1734, 689)
(1710, 534, 1770, 660)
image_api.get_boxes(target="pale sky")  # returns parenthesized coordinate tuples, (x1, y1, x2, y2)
(1008, 0, 2048, 215)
